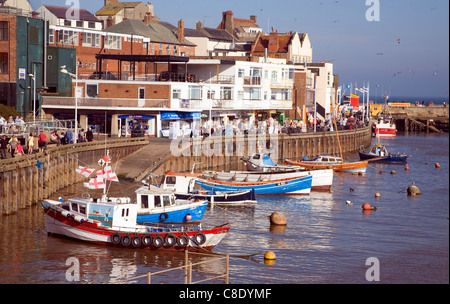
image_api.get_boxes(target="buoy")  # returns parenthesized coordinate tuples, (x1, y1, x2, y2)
(269, 212, 287, 226)
(407, 183, 421, 196)
(390, 170, 396, 175)
(378, 170, 382, 174)
(405, 164, 410, 170)
(362, 203, 377, 211)
(264, 251, 276, 260)
(374, 193, 381, 198)
(435, 163, 440, 168)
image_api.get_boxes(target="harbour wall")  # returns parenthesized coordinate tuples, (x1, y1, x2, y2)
(0, 126, 372, 215)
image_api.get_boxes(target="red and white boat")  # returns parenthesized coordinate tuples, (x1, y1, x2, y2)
(41, 197, 229, 251)
(375, 116, 397, 137)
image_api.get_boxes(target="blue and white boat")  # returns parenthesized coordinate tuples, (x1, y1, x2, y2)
(134, 186, 208, 224)
(195, 175, 312, 195)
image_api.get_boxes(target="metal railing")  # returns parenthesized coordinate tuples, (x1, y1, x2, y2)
(41, 97, 170, 109)
(122, 250, 230, 284)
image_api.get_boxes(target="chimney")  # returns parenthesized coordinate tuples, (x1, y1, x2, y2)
(196, 21, 203, 30)
(178, 19, 184, 42)
(144, 12, 153, 25)
(268, 30, 279, 53)
(250, 15, 257, 23)
(222, 10, 234, 35)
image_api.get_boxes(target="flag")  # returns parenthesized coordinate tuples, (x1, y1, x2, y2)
(98, 155, 111, 166)
(103, 166, 119, 182)
(83, 176, 105, 189)
(76, 166, 94, 177)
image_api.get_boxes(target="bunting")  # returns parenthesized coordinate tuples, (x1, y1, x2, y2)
(83, 176, 105, 189)
(76, 166, 95, 177)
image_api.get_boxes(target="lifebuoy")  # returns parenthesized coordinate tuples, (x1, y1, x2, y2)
(165, 233, 177, 247)
(142, 234, 152, 246)
(152, 235, 164, 248)
(159, 213, 169, 221)
(121, 234, 132, 247)
(177, 235, 189, 247)
(131, 235, 142, 248)
(192, 232, 206, 246)
(111, 232, 121, 245)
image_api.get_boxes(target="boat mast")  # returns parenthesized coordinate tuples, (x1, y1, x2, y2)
(330, 96, 344, 164)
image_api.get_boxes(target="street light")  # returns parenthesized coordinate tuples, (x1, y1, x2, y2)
(60, 63, 78, 143)
(28, 70, 36, 122)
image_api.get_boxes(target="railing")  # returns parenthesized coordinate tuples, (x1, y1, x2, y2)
(122, 250, 230, 284)
(42, 96, 170, 109)
(173, 98, 293, 110)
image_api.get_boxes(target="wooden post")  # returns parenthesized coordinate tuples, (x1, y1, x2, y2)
(188, 261, 192, 284)
(147, 272, 151, 284)
(184, 250, 188, 284)
(225, 254, 229, 284)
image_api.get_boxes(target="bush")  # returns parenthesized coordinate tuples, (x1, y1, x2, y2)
(0, 104, 20, 119)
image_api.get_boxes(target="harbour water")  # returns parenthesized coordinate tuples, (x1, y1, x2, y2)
(0, 132, 448, 284)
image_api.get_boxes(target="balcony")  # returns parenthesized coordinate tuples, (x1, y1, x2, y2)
(42, 96, 170, 110)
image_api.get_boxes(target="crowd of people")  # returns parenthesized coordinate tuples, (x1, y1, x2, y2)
(0, 115, 26, 134)
(0, 127, 95, 160)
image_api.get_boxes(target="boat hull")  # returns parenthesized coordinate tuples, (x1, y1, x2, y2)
(375, 127, 397, 137)
(42, 201, 229, 251)
(284, 159, 368, 173)
(175, 190, 257, 205)
(195, 175, 312, 195)
(136, 201, 208, 224)
(358, 151, 407, 163)
(203, 169, 332, 192)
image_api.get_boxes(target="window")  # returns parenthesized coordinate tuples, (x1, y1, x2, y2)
(155, 196, 161, 208)
(48, 28, 54, 44)
(71, 203, 79, 212)
(238, 69, 244, 78)
(159, 43, 163, 54)
(141, 195, 149, 209)
(189, 86, 202, 100)
(221, 87, 233, 100)
(86, 84, 98, 97)
(82, 33, 101, 47)
(88, 22, 95, 29)
(0, 21, 8, 41)
(250, 88, 260, 100)
(64, 19, 72, 26)
(281, 89, 292, 100)
(139, 87, 145, 99)
(76, 20, 83, 27)
(105, 35, 122, 50)
(29, 26, 39, 44)
(59, 29, 78, 46)
(163, 196, 171, 207)
(151, 43, 155, 54)
(172, 89, 181, 99)
(79, 205, 86, 215)
(0, 53, 7, 74)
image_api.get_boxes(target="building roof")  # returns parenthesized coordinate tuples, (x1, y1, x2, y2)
(253, 32, 298, 54)
(95, 1, 141, 16)
(104, 19, 195, 46)
(201, 27, 234, 42)
(43, 5, 100, 22)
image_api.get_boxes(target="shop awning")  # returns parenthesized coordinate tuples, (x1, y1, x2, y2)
(119, 115, 154, 119)
(178, 112, 201, 119)
(161, 112, 181, 120)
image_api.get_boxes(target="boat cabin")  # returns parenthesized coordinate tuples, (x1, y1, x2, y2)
(160, 172, 201, 193)
(312, 155, 343, 163)
(369, 144, 388, 156)
(66, 197, 137, 228)
(135, 187, 177, 211)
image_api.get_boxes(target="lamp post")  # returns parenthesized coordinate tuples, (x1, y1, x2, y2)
(60, 63, 78, 143)
(28, 68, 36, 122)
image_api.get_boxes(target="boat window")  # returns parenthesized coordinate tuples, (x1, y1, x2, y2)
(322, 157, 328, 161)
(155, 196, 162, 208)
(79, 205, 86, 215)
(141, 195, 149, 209)
(253, 154, 260, 159)
(166, 176, 176, 185)
(121, 208, 129, 217)
(163, 196, 171, 207)
(171, 196, 176, 206)
(71, 203, 79, 213)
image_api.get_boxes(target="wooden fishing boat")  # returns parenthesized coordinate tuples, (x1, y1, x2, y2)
(358, 144, 407, 163)
(284, 156, 368, 173)
(195, 175, 312, 195)
(203, 168, 333, 192)
(41, 197, 229, 251)
(156, 171, 257, 205)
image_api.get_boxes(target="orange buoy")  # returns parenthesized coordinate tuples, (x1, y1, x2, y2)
(378, 170, 382, 174)
(264, 251, 276, 260)
(405, 164, 410, 170)
(435, 163, 440, 168)
(374, 193, 381, 198)
(362, 203, 372, 210)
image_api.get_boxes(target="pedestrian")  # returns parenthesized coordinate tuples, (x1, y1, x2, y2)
(38, 131, 47, 153)
(28, 133, 35, 154)
(86, 128, 94, 142)
(0, 135, 8, 159)
(50, 131, 59, 145)
(15, 142, 24, 157)
(8, 135, 19, 158)
(78, 128, 86, 143)
(65, 129, 73, 144)
(59, 131, 66, 145)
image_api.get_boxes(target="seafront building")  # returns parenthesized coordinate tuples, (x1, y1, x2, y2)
(0, 0, 339, 137)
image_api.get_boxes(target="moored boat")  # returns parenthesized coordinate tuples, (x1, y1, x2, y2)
(375, 116, 397, 137)
(284, 156, 368, 173)
(41, 197, 229, 251)
(358, 144, 407, 163)
(195, 175, 312, 195)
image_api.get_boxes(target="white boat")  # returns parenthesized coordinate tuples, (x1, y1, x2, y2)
(41, 196, 229, 251)
(203, 168, 333, 192)
(375, 116, 397, 137)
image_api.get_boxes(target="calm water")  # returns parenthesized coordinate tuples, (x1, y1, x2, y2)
(0, 132, 448, 284)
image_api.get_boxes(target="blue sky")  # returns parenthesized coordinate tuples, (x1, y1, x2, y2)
(30, 0, 449, 99)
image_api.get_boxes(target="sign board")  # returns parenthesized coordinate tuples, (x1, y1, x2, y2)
(19, 68, 26, 80)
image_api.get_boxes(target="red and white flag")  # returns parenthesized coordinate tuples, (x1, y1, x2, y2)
(83, 176, 105, 189)
(103, 166, 119, 182)
(98, 155, 111, 166)
(75, 166, 94, 177)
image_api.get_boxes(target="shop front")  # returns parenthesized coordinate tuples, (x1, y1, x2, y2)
(160, 111, 201, 138)
(118, 115, 156, 137)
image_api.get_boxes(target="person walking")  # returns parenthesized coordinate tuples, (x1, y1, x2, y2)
(86, 128, 94, 142)
(28, 133, 35, 154)
(8, 135, 19, 158)
(0, 135, 8, 159)
(15, 141, 24, 157)
(38, 131, 47, 153)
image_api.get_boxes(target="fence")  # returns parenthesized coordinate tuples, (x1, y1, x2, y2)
(124, 250, 230, 284)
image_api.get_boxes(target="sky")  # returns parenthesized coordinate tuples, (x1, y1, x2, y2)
(29, 0, 449, 99)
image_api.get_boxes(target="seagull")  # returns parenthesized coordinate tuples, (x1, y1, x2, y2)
(346, 200, 353, 206)
(408, 68, 415, 74)
(432, 71, 438, 76)
(376, 52, 384, 55)
(397, 38, 401, 44)
(393, 72, 402, 77)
